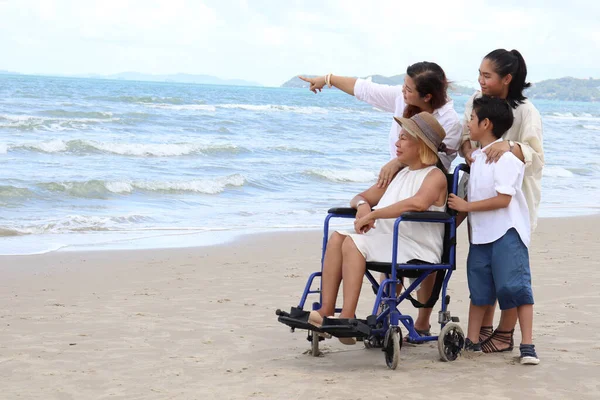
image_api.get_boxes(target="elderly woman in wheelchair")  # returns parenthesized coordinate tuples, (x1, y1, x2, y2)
(311, 112, 448, 339)
(277, 112, 466, 368)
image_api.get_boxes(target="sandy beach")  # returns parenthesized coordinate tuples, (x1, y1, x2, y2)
(1, 215, 599, 399)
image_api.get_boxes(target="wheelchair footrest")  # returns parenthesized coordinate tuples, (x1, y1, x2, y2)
(320, 317, 371, 338)
(276, 307, 323, 332)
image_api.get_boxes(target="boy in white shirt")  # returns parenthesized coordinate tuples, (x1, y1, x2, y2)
(448, 96, 539, 365)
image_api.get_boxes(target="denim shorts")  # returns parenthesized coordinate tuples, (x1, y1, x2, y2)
(467, 228, 534, 310)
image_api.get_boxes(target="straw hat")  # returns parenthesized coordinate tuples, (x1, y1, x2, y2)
(393, 112, 454, 156)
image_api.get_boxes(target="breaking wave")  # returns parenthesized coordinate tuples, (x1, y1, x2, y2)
(9, 139, 244, 156)
(0, 214, 154, 236)
(36, 174, 246, 197)
(305, 168, 378, 183)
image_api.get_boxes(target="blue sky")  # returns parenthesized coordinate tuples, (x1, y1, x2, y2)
(1, 0, 599, 86)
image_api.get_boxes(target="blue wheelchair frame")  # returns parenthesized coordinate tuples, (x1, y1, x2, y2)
(295, 164, 469, 347)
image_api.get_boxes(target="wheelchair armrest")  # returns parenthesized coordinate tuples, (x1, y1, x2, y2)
(400, 211, 452, 222)
(327, 207, 357, 216)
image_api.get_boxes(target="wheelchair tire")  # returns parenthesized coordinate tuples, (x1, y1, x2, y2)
(383, 326, 401, 370)
(438, 322, 465, 362)
(310, 330, 321, 357)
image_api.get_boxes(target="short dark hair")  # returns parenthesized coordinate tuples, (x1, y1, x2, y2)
(484, 49, 531, 109)
(472, 96, 514, 139)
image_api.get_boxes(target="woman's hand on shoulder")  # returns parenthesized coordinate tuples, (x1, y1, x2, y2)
(299, 76, 326, 94)
(378, 159, 402, 188)
(463, 147, 476, 166)
(483, 141, 510, 164)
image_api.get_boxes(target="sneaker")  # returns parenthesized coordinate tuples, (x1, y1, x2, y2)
(464, 338, 482, 353)
(519, 344, 540, 365)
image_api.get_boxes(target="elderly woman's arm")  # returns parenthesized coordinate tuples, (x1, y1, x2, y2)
(354, 169, 447, 231)
(350, 186, 386, 210)
(349, 182, 388, 234)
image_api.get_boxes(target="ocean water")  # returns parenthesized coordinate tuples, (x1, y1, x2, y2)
(1, 74, 599, 255)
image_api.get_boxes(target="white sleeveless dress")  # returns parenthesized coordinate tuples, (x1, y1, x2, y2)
(340, 165, 446, 266)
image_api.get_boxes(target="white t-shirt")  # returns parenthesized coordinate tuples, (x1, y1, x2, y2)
(468, 139, 531, 247)
(354, 78, 462, 170)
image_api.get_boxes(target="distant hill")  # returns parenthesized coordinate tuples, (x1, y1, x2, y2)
(528, 77, 600, 102)
(81, 72, 262, 87)
(0, 70, 260, 87)
(282, 74, 475, 96)
(283, 75, 600, 102)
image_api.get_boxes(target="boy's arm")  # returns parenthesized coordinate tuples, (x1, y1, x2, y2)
(448, 193, 511, 213)
(456, 211, 468, 227)
(448, 154, 522, 213)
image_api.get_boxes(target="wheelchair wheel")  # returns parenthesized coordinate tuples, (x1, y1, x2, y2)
(310, 330, 321, 357)
(438, 322, 464, 362)
(383, 326, 402, 370)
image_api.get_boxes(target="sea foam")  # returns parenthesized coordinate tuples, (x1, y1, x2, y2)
(37, 174, 246, 197)
(10, 139, 242, 157)
(306, 168, 378, 183)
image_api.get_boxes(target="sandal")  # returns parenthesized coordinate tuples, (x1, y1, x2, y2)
(275, 308, 331, 337)
(481, 329, 514, 353)
(320, 316, 357, 345)
(404, 326, 431, 344)
(308, 310, 324, 326)
(309, 311, 332, 338)
(338, 337, 357, 345)
(479, 325, 493, 343)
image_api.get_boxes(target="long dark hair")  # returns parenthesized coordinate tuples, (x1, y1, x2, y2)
(403, 62, 449, 118)
(484, 49, 531, 108)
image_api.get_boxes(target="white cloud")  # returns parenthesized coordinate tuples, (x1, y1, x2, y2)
(0, 0, 598, 85)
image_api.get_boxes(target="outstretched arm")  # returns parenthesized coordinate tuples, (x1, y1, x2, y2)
(299, 74, 401, 113)
(298, 75, 357, 96)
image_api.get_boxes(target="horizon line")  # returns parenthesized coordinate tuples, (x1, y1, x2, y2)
(1, 69, 598, 89)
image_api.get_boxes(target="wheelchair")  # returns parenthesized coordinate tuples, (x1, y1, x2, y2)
(276, 164, 469, 369)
